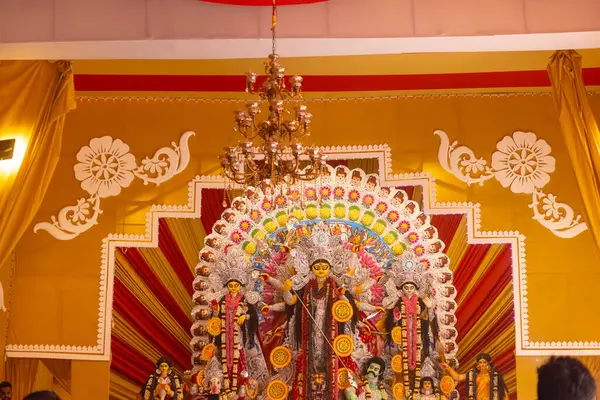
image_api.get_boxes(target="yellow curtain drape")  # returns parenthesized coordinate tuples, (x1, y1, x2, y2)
(547, 50, 600, 253)
(6, 358, 40, 399)
(0, 61, 75, 300)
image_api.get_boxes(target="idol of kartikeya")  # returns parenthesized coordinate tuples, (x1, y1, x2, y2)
(441, 353, 509, 400)
(260, 222, 383, 400)
(205, 247, 261, 397)
(382, 255, 440, 398)
(141, 357, 184, 400)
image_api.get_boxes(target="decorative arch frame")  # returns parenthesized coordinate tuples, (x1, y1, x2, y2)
(5, 144, 595, 361)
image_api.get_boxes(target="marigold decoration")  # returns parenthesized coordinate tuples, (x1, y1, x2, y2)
(391, 354, 403, 373)
(276, 211, 288, 227)
(391, 326, 403, 344)
(393, 383, 405, 400)
(270, 346, 292, 369)
(267, 380, 289, 400)
(384, 231, 398, 245)
(372, 219, 386, 235)
(195, 370, 205, 386)
(207, 317, 222, 337)
(392, 242, 405, 256)
(361, 211, 375, 227)
(440, 375, 456, 394)
(320, 204, 332, 219)
(337, 368, 351, 390)
(242, 241, 257, 255)
(332, 299, 354, 323)
(333, 334, 354, 357)
(334, 203, 346, 218)
(348, 205, 360, 221)
(306, 204, 318, 219)
(201, 343, 217, 360)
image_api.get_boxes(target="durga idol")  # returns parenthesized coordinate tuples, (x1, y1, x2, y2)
(261, 223, 382, 400)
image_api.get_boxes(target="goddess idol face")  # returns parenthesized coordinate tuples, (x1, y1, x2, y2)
(477, 358, 491, 372)
(311, 260, 331, 279)
(159, 362, 170, 375)
(401, 282, 417, 297)
(227, 280, 242, 295)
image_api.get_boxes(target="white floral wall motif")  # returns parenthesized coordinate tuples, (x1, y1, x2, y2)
(74, 137, 137, 198)
(435, 130, 587, 238)
(34, 131, 195, 240)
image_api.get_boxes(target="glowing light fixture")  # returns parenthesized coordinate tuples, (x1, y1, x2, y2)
(0, 139, 15, 161)
(0, 136, 28, 173)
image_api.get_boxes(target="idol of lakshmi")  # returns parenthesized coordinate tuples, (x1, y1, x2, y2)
(207, 249, 260, 397)
(442, 353, 509, 400)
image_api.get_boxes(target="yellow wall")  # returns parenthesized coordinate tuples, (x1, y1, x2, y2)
(8, 93, 600, 396)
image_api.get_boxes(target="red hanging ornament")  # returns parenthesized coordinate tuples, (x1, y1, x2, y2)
(201, 0, 326, 5)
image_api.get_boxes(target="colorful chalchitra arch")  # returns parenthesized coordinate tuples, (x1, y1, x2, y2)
(190, 162, 463, 400)
(9, 142, 598, 369)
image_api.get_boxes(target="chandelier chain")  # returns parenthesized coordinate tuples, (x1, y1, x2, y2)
(219, 0, 327, 190)
(271, 0, 277, 55)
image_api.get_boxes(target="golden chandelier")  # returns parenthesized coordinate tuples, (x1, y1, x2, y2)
(220, 1, 327, 189)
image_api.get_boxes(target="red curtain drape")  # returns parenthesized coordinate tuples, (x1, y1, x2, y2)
(158, 220, 195, 294)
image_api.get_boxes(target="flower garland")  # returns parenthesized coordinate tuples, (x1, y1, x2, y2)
(467, 371, 474, 400)
(220, 293, 245, 394)
(399, 296, 422, 397)
(466, 370, 500, 400)
(492, 371, 499, 400)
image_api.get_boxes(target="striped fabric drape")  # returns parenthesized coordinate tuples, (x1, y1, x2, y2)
(109, 188, 517, 399)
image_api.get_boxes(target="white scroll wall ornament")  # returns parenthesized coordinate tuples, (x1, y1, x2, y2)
(435, 130, 587, 238)
(34, 132, 195, 240)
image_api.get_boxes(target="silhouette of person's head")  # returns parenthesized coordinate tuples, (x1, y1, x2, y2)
(23, 391, 61, 400)
(537, 356, 596, 400)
